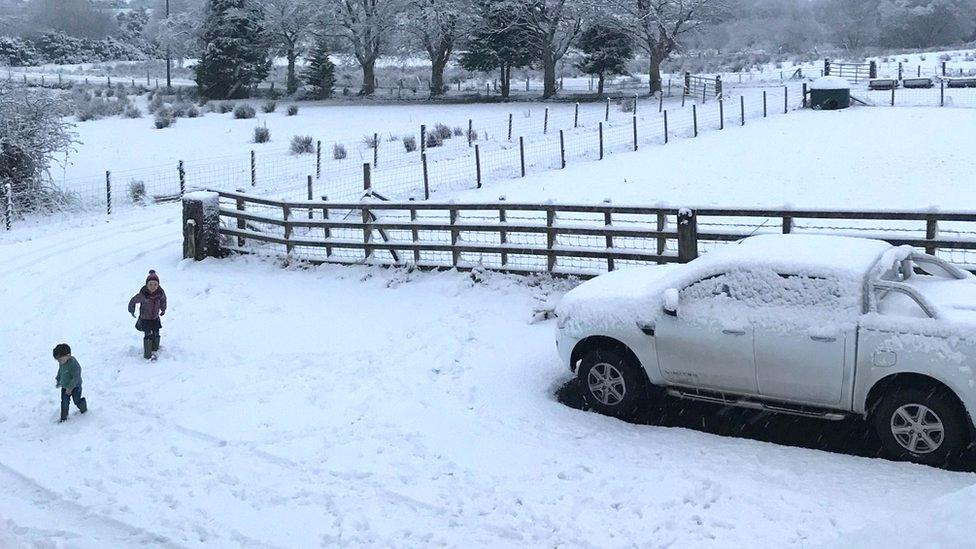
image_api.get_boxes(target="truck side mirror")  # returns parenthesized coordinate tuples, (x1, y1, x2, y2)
(663, 288, 679, 317)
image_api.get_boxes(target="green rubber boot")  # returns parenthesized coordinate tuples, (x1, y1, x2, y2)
(143, 337, 152, 360)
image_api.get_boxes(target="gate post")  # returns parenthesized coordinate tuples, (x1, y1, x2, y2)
(182, 191, 221, 260)
(824, 58, 831, 76)
(677, 209, 698, 263)
(869, 61, 878, 79)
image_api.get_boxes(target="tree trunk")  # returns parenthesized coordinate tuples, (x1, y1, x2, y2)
(649, 55, 664, 94)
(286, 48, 298, 95)
(430, 56, 447, 97)
(597, 72, 605, 96)
(542, 49, 557, 99)
(500, 65, 510, 99)
(360, 58, 377, 96)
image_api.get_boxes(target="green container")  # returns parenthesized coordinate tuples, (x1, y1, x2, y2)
(810, 88, 850, 110)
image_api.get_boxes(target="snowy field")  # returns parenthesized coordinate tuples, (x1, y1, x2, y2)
(3, 105, 976, 547)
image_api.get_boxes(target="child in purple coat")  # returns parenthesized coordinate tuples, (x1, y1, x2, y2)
(128, 270, 167, 360)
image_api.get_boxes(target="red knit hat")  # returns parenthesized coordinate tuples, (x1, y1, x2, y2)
(146, 270, 159, 283)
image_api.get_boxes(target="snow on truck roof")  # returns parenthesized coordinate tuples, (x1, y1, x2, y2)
(695, 234, 892, 279)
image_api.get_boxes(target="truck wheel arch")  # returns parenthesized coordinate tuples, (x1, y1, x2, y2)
(865, 373, 970, 426)
(571, 336, 646, 381)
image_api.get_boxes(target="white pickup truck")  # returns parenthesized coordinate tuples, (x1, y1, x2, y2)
(556, 234, 976, 466)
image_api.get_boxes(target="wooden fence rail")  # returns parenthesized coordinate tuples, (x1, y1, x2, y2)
(187, 190, 976, 277)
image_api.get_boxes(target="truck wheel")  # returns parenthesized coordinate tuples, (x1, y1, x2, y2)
(578, 348, 647, 419)
(873, 386, 968, 467)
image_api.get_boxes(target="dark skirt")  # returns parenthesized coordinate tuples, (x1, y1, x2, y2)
(135, 318, 162, 332)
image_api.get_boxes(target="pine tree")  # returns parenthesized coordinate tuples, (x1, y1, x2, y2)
(195, 0, 272, 100)
(575, 23, 633, 96)
(459, 0, 538, 99)
(302, 39, 336, 99)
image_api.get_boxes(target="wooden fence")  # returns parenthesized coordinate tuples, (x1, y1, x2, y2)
(684, 73, 723, 101)
(824, 59, 877, 83)
(183, 191, 976, 277)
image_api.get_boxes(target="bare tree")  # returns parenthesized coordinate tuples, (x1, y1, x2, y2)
(403, 0, 464, 97)
(618, 0, 727, 94)
(326, 0, 404, 95)
(519, 0, 587, 99)
(818, 0, 879, 50)
(260, 0, 320, 94)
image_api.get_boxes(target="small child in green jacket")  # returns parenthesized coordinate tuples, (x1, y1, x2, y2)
(54, 343, 87, 423)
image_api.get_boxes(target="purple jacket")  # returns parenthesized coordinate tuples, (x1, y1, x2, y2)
(128, 287, 167, 320)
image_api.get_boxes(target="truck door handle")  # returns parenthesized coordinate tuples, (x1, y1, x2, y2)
(810, 335, 836, 342)
(722, 329, 746, 335)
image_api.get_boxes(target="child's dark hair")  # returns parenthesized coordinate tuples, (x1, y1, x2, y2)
(53, 343, 71, 359)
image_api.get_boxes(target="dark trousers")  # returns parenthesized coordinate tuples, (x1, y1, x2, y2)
(60, 385, 87, 420)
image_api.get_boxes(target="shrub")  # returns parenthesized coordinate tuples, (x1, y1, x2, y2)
(154, 108, 175, 129)
(434, 123, 452, 140)
(362, 134, 378, 148)
(262, 100, 277, 113)
(170, 102, 189, 118)
(452, 126, 464, 136)
(218, 102, 236, 114)
(233, 103, 256, 119)
(425, 131, 443, 148)
(287, 105, 298, 116)
(185, 105, 200, 118)
(939, 53, 952, 62)
(402, 135, 417, 152)
(290, 134, 314, 154)
(123, 105, 142, 118)
(253, 126, 271, 143)
(128, 179, 146, 203)
(620, 98, 635, 113)
(333, 143, 347, 159)
(148, 94, 164, 114)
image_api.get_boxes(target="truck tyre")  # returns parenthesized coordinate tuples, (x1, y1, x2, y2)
(578, 347, 647, 419)
(873, 386, 968, 467)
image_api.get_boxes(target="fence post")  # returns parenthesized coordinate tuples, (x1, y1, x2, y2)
(677, 209, 698, 262)
(603, 202, 615, 272)
(182, 192, 220, 261)
(716, 75, 723, 99)
(235, 190, 246, 247)
(898, 62, 903, 81)
(802, 83, 808, 108)
(307, 175, 313, 219)
(250, 150, 256, 186)
(468, 119, 473, 147)
(740, 96, 745, 126)
(543, 107, 549, 134)
(360, 202, 370, 261)
(545, 208, 556, 272)
(508, 113, 513, 141)
(605, 97, 610, 121)
(633, 93, 638, 115)
(926, 216, 939, 256)
(499, 197, 508, 267)
(891, 85, 895, 107)
(3, 183, 10, 231)
(316, 141, 321, 179)
(373, 132, 378, 167)
(178, 160, 185, 197)
(681, 90, 685, 107)
(869, 60, 877, 79)
(363, 162, 372, 194)
(782, 215, 793, 234)
(450, 207, 460, 268)
(784, 86, 788, 114)
(574, 103, 579, 128)
(598, 122, 604, 159)
(658, 92, 663, 113)
(684, 71, 690, 95)
(824, 58, 831, 76)
(763, 91, 767, 118)
(421, 154, 429, 199)
(942, 62, 947, 76)
(409, 204, 418, 263)
(719, 100, 724, 130)
(322, 195, 332, 258)
(519, 136, 526, 177)
(475, 144, 482, 188)
(656, 211, 666, 264)
(632, 116, 638, 151)
(663, 110, 668, 144)
(701, 85, 706, 104)
(692, 105, 698, 137)
(420, 124, 426, 155)
(104, 171, 112, 215)
(941, 79, 945, 106)
(917, 65, 921, 78)
(559, 130, 566, 168)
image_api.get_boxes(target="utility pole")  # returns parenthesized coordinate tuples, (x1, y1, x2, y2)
(165, 0, 172, 94)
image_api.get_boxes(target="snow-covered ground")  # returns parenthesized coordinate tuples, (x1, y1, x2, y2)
(5, 103, 976, 546)
(2, 204, 975, 548)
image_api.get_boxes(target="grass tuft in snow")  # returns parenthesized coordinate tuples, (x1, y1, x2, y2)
(333, 143, 347, 159)
(253, 126, 271, 144)
(290, 135, 314, 154)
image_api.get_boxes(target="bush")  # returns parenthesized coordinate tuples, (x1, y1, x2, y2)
(939, 53, 952, 62)
(362, 134, 378, 147)
(185, 105, 200, 118)
(402, 135, 417, 152)
(123, 105, 142, 118)
(619, 98, 635, 113)
(452, 126, 464, 136)
(253, 126, 270, 143)
(74, 96, 124, 121)
(262, 100, 277, 113)
(290, 135, 314, 154)
(154, 109, 175, 129)
(287, 105, 298, 116)
(170, 102, 189, 118)
(233, 104, 256, 119)
(148, 94, 164, 114)
(218, 102, 236, 114)
(425, 131, 443, 148)
(128, 179, 146, 203)
(434, 123, 452, 140)
(333, 143, 347, 159)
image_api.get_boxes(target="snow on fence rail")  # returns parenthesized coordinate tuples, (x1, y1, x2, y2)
(186, 190, 976, 276)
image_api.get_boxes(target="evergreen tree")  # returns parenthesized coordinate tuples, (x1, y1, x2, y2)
(459, 0, 538, 99)
(575, 23, 633, 96)
(302, 39, 336, 99)
(195, 0, 271, 99)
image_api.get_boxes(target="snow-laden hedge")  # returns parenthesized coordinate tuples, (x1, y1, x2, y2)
(0, 34, 148, 66)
